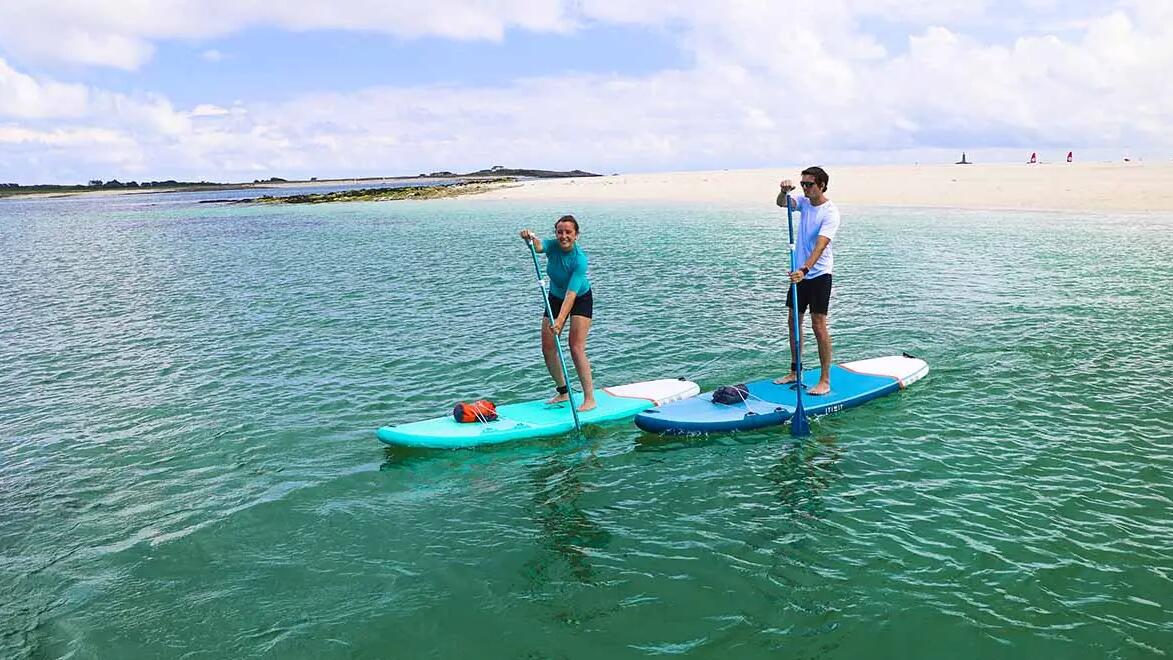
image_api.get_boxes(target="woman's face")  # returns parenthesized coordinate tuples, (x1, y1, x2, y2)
(554, 221, 578, 250)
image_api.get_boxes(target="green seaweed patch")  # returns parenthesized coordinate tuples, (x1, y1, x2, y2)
(229, 179, 515, 204)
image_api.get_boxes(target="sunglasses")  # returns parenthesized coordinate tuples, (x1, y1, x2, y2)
(799, 181, 817, 188)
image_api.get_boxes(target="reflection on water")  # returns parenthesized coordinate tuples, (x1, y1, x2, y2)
(763, 434, 843, 522)
(523, 448, 611, 587)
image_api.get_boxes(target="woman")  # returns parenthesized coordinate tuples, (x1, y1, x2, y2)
(519, 215, 596, 412)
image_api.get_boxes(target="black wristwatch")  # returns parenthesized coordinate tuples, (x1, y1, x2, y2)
(800, 267, 810, 275)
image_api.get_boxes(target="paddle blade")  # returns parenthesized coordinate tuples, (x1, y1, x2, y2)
(790, 397, 810, 436)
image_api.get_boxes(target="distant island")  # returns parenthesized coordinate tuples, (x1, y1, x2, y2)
(0, 178, 250, 197)
(420, 166, 599, 179)
(0, 167, 600, 199)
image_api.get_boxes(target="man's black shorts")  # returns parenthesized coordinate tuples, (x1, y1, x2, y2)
(785, 274, 832, 315)
(545, 289, 593, 320)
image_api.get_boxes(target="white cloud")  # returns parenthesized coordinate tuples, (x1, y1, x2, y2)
(1, 1, 1172, 182)
(0, 59, 91, 119)
(0, 124, 146, 182)
(201, 49, 224, 62)
(0, 0, 578, 70)
(0, 125, 128, 147)
(190, 104, 230, 117)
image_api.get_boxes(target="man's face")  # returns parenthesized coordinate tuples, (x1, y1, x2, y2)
(800, 175, 820, 196)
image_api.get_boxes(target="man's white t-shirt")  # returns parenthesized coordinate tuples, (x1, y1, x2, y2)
(788, 194, 841, 278)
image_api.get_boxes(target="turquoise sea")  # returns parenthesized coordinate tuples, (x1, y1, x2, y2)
(2, 189, 1171, 658)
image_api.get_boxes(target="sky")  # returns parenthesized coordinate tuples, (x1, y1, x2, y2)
(1, 0, 1171, 184)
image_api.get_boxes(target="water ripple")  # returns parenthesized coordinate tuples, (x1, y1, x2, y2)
(1, 199, 1171, 658)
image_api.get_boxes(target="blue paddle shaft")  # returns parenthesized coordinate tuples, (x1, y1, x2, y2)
(785, 196, 810, 436)
(527, 240, 582, 432)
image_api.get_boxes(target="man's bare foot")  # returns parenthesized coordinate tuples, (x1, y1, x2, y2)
(807, 382, 831, 396)
(577, 399, 597, 412)
(547, 393, 570, 404)
(773, 372, 797, 385)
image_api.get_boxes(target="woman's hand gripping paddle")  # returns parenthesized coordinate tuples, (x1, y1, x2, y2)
(526, 237, 583, 433)
(785, 196, 811, 436)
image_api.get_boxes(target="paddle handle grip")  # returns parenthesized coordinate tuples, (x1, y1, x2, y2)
(784, 195, 796, 244)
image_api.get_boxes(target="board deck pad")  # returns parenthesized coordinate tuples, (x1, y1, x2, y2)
(634, 355, 928, 435)
(378, 378, 700, 448)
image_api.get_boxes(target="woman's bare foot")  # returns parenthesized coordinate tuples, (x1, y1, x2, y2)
(547, 393, 570, 404)
(773, 372, 797, 385)
(807, 382, 831, 396)
(577, 398, 597, 412)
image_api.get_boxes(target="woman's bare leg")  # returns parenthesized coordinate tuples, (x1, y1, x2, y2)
(568, 316, 595, 411)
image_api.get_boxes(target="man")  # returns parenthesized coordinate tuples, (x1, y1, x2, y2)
(775, 166, 840, 395)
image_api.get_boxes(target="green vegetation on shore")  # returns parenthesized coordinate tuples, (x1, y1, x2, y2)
(211, 180, 513, 205)
(0, 179, 245, 198)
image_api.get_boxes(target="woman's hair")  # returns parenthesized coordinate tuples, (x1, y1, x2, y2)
(555, 214, 579, 233)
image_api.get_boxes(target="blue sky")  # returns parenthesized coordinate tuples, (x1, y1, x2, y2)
(1, 0, 1170, 184)
(68, 25, 689, 108)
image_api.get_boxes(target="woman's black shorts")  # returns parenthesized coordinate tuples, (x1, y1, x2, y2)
(545, 289, 593, 320)
(785, 274, 832, 314)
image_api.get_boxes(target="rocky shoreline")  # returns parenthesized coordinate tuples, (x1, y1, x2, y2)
(203, 179, 515, 204)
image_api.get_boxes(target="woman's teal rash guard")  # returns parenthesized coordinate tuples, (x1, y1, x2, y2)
(541, 239, 591, 298)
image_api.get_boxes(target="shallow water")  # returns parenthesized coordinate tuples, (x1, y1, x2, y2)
(2, 192, 1171, 658)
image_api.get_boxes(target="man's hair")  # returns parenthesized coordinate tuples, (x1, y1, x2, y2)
(802, 166, 829, 190)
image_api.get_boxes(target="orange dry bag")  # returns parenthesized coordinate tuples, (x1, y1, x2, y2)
(452, 399, 498, 423)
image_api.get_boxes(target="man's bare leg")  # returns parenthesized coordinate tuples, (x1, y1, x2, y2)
(807, 313, 832, 395)
(774, 309, 804, 384)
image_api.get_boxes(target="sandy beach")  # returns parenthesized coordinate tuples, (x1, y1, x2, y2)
(479, 162, 1173, 213)
(9, 162, 1171, 213)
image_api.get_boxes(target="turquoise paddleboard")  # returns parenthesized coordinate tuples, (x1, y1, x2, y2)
(634, 355, 928, 435)
(378, 379, 700, 448)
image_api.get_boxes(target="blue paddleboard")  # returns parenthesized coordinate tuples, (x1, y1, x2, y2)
(634, 355, 928, 435)
(378, 378, 700, 448)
